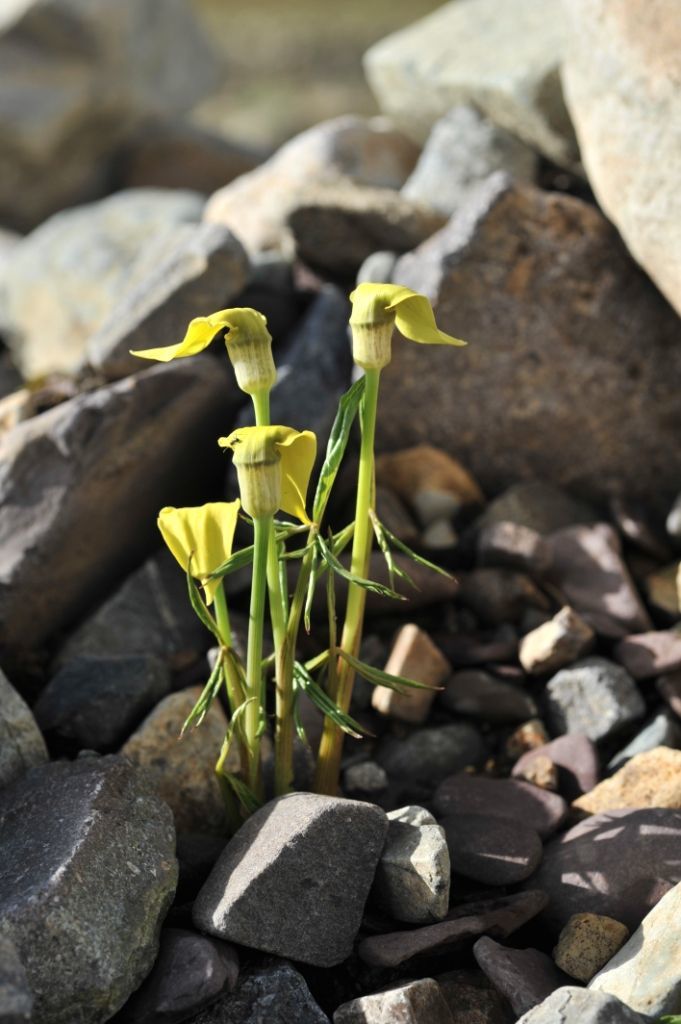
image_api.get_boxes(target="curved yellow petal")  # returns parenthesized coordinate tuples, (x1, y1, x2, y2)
(349, 282, 466, 347)
(130, 307, 271, 365)
(275, 429, 317, 524)
(157, 501, 240, 603)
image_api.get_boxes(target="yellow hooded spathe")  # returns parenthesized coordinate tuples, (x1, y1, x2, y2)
(157, 501, 240, 603)
(219, 426, 317, 522)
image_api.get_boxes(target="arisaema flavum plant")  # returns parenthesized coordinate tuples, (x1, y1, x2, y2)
(132, 287, 465, 829)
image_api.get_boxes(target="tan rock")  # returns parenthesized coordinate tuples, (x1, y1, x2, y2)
(514, 753, 558, 792)
(376, 445, 484, 525)
(519, 606, 595, 675)
(554, 913, 629, 982)
(562, 0, 681, 317)
(121, 686, 233, 835)
(573, 747, 681, 815)
(372, 623, 451, 723)
(645, 561, 681, 617)
(504, 718, 549, 760)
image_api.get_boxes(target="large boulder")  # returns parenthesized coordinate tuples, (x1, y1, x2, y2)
(0, 756, 177, 1024)
(376, 177, 681, 507)
(561, 0, 681, 317)
(0, 357, 237, 663)
(364, 0, 577, 166)
(0, 0, 219, 231)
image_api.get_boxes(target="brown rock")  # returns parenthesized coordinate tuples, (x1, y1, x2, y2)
(644, 561, 681, 617)
(614, 630, 681, 679)
(515, 754, 558, 792)
(512, 734, 600, 801)
(519, 607, 595, 675)
(378, 180, 681, 505)
(553, 913, 629, 983)
(573, 747, 681, 816)
(376, 445, 484, 523)
(546, 524, 652, 638)
(504, 719, 550, 760)
(121, 687, 232, 836)
(473, 938, 569, 1018)
(433, 774, 567, 839)
(372, 623, 451, 724)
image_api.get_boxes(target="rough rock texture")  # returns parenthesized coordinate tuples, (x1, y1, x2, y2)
(204, 115, 419, 255)
(0, 669, 47, 790)
(193, 794, 388, 967)
(544, 657, 645, 742)
(0, 358, 235, 662)
(530, 808, 681, 931)
(0, 935, 32, 1024)
(516, 986, 652, 1023)
(589, 881, 681, 1017)
(364, 0, 576, 165)
(562, 0, 681, 316)
(372, 819, 450, 923)
(3, 189, 205, 379)
(519, 607, 595, 675)
(574, 747, 681, 815)
(188, 962, 329, 1024)
(88, 223, 249, 380)
(334, 979, 453, 1024)
(0, 756, 177, 1024)
(473, 938, 569, 1018)
(121, 687, 232, 836)
(377, 179, 681, 505)
(0, 0, 219, 231)
(553, 914, 629, 983)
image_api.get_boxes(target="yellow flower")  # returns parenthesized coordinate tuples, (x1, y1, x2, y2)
(349, 282, 466, 369)
(219, 426, 317, 522)
(157, 501, 240, 604)
(131, 308, 276, 395)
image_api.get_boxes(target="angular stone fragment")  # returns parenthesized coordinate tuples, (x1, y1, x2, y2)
(607, 713, 681, 771)
(121, 687, 231, 836)
(0, 756, 177, 1024)
(0, 358, 235, 661)
(440, 813, 542, 886)
(553, 913, 629, 984)
(574, 747, 681, 816)
(614, 629, 681, 680)
(473, 938, 568, 1018)
(0, 934, 32, 1024)
(193, 794, 388, 967)
(544, 657, 645, 742)
(379, 180, 681, 503)
(372, 820, 450, 923)
(433, 774, 567, 838)
(0, 669, 47, 790)
(519, 607, 594, 675)
(372, 623, 450, 724)
(188, 962, 329, 1024)
(516, 986, 650, 1024)
(590, 881, 681, 1017)
(334, 979, 453, 1024)
(477, 520, 552, 576)
(357, 890, 548, 968)
(512, 734, 599, 800)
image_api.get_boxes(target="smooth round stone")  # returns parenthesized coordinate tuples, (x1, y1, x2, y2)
(512, 734, 600, 801)
(440, 813, 543, 885)
(433, 774, 568, 838)
(441, 669, 538, 723)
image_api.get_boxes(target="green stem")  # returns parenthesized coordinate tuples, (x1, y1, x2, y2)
(245, 514, 270, 798)
(252, 388, 270, 428)
(314, 367, 380, 794)
(212, 582, 245, 833)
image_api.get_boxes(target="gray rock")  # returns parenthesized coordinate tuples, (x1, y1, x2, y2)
(115, 928, 239, 1024)
(387, 805, 437, 827)
(516, 986, 653, 1023)
(334, 979, 453, 1024)
(590, 880, 681, 1017)
(477, 520, 553, 576)
(364, 0, 576, 165)
(545, 657, 645, 743)
(473, 938, 568, 1018)
(57, 549, 212, 670)
(512, 734, 600, 801)
(441, 813, 542, 886)
(378, 179, 681, 506)
(88, 223, 249, 380)
(376, 723, 487, 793)
(0, 756, 177, 1024)
(357, 890, 548, 968)
(529, 808, 681, 932)
(477, 482, 597, 537)
(607, 712, 681, 772)
(343, 761, 388, 796)
(403, 105, 537, 217)
(356, 250, 398, 285)
(0, 357, 236, 661)
(0, 0, 219, 232)
(0, 935, 31, 1024)
(436, 969, 513, 1024)
(0, 669, 47, 790)
(458, 568, 550, 626)
(433, 774, 567, 839)
(546, 524, 652, 638)
(188, 962, 329, 1024)
(372, 820, 450, 923)
(193, 793, 388, 967)
(3, 188, 205, 379)
(33, 654, 171, 752)
(441, 669, 538, 723)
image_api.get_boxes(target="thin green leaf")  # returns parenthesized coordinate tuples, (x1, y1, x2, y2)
(219, 771, 262, 816)
(316, 534, 405, 601)
(186, 562, 222, 642)
(209, 545, 254, 580)
(292, 693, 309, 746)
(379, 521, 453, 579)
(312, 376, 365, 523)
(338, 649, 440, 693)
(182, 655, 224, 734)
(293, 661, 371, 739)
(331, 521, 354, 557)
(371, 513, 416, 591)
(303, 543, 321, 633)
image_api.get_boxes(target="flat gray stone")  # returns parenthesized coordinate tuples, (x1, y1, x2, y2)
(0, 669, 47, 790)
(372, 820, 450, 923)
(441, 669, 537, 723)
(193, 793, 388, 967)
(545, 657, 645, 742)
(0, 755, 177, 1024)
(516, 986, 651, 1023)
(440, 813, 542, 886)
(433, 774, 567, 839)
(376, 723, 487, 793)
(188, 962, 329, 1024)
(0, 935, 31, 1024)
(334, 979, 453, 1024)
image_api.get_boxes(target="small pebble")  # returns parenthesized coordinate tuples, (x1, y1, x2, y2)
(372, 623, 450, 724)
(505, 719, 550, 760)
(553, 913, 629, 983)
(573, 746, 681, 815)
(473, 938, 569, 1018)
(519, 606, 594, 676)
(512, 734, 599, 800)
(343, 761, 388, 796)
(544, 656, 645, 742)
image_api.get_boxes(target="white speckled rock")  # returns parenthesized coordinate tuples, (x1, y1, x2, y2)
(545, 657, 645, 742)
(372, 819, 450, 924)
